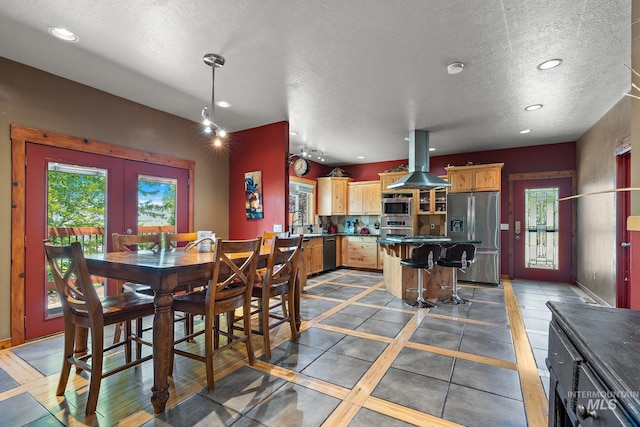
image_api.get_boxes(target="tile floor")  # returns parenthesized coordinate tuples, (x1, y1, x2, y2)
(0, 268, 594, 426)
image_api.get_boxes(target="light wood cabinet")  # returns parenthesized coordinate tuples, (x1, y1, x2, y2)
(446, 163, 503, 193)
(303, 237, 324, 276)
(341, 236, 380, 269)
(418, 176, 448, 214)
(318, 177, 351, 215)
(348, 181, 381, 215)
(379, 171, 416, 195)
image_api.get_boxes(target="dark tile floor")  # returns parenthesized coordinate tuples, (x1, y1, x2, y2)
(0, 268, 592, 426)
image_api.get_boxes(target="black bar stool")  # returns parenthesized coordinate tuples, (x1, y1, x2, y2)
(437, 243, 476, 304)
(400, 243, 441, 308)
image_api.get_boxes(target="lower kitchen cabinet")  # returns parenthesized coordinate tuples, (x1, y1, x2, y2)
(341, 236, 380, 270)
(303, 237, 324, 276)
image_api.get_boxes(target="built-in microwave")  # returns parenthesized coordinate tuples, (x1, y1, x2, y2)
(381, 197, 413, 216)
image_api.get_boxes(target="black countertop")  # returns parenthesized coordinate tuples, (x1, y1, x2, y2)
(376, 238, 480, 245)
(547, 302, 640, 422)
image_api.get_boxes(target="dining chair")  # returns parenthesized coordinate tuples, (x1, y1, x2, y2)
(165, 231, 208, 337)
(261, 231, 277, 248)
(164, 232, 199, 249)
(251, 234, 303, 359)
(44, 240, 154, 416)
(112, 232, 163, 295)
(172, 237, 262, 392)
(111, 232, 163, 345)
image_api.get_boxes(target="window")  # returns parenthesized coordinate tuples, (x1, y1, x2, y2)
(289, 178, 316, 226)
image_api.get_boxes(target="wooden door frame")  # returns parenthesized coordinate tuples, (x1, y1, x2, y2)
(10, 125, 195, 346)
(507, 170, 577, 282)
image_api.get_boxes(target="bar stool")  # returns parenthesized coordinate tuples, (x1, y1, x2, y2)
(437, 243, 476, 305)
(400, 244, 441, 308)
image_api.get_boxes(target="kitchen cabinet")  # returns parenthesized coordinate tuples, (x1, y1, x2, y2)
(341, 236, 380, 269)
(418, 176, 447, 214)
(318, 177, 352, 215)
(348, 181, 381, 215)
(379, 171, 418, 196)
(445, 163, 503, 193)
(303, 237, 324, 276)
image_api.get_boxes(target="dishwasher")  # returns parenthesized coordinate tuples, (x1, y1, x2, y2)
(322, 236, 337, 272)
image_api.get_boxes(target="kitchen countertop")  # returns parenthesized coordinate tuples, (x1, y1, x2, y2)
(376, 237, 480, 245)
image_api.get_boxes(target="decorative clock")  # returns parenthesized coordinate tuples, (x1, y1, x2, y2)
(293, 157, 311, 177)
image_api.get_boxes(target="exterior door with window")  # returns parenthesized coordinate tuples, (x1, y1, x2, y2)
(513, 178, 572, 283)
(24, 143, 189, 340)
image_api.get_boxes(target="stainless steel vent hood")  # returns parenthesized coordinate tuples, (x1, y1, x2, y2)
(387, 130, 452, 190)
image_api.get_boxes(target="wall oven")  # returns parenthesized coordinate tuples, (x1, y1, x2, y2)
(380, 197, 415, 239)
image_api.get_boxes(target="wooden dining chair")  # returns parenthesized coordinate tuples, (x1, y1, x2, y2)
(112, 232, 162, 295)
(164, 232, 199, 249)
(44, 240, 154, 416)
(164, 231, 208, 337)
(252, 234, 303, 359)
(172, 238, 261, 392)
(111, 232, 163, 345)
(261, 231, 278, 248)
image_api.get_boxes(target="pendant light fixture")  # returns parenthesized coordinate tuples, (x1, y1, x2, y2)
(201, 53, 227, 146)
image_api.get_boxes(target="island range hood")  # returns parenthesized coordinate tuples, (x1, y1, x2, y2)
(387, 130, 452, 190)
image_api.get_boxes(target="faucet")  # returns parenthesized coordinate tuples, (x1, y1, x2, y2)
(289, 210, 304, 233)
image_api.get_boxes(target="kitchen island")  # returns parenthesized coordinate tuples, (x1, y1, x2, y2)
(377, 237, 478, 301)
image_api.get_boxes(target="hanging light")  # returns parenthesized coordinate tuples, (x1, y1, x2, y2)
(201, 53, 227, 144)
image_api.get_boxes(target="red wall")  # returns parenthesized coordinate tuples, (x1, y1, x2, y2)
(229, 122, 290, 239)
(341, 141, 577, 276)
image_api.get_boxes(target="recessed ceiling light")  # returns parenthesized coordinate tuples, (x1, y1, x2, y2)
(429, 148, 436, 152)
(47, 26, 78, 42)
(447, 62, 465, 75)
(216, 101, 230, 108)
(537, 59, 563, 70)
(525, 104, 543, 111)
(289, 131, 298, 136)
(357, 156, 365, 159)
(520, 129, 531, 134)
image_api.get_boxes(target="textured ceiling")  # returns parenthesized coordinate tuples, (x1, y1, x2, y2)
(0, 0, 631, 165)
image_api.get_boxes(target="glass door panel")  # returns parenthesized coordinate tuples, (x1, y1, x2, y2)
(138, 174, 178, 239)
(524, 187, 559, 270)
(46, 163, 107, 318)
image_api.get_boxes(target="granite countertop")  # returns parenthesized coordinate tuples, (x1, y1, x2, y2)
(376, 238, 480, 245)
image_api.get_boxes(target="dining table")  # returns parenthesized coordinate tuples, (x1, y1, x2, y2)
(84, 246, 305, 414)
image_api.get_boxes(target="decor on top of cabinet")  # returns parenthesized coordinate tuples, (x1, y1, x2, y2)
(385, 164, 408, 172)
(245, 171, 264, 219)
(327, 167, 348, 177)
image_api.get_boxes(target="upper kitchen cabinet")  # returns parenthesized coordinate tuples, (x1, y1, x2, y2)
(348, 181, 381, 215)
(445, 163, 504, 193)
(418, 176, 448, 214)
(379, 171, 406, 194)
(318, 177, 352, 215)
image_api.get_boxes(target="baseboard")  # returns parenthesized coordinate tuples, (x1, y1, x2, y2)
(0, 338, 11, 350)
(574, 280, 611, 307)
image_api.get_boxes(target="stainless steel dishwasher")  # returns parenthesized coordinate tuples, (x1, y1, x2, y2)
(322, 236, 337, 271)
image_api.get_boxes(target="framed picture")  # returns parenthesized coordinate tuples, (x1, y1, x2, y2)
(245, 171, 264, 219)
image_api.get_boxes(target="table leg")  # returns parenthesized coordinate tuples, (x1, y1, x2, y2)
(150, 275, 176, 414)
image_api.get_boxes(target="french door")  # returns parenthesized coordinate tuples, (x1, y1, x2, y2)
(24, 143, 189, 340)
(513, 177, 573, 283)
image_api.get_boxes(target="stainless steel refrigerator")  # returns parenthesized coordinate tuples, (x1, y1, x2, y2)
(446, 191, 500, 285)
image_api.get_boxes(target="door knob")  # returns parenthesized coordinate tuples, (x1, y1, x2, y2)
(127, 228, 133, 234)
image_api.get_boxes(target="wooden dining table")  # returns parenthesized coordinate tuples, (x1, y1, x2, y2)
(84, 246, 305, 414)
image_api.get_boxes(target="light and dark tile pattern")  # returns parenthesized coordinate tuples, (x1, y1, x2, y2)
(0, 268, 592, 426)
